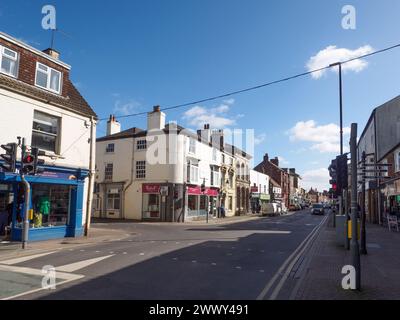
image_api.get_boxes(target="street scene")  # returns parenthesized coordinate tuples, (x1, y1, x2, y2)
(1, 0, 400, 305)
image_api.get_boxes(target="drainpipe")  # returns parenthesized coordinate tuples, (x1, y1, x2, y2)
(85, 116, 96, 237)
(123, 135, 136, 219)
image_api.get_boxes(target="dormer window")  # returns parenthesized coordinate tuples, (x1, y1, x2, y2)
(35, 62, 62, 94)
(0, 46, 18, 77)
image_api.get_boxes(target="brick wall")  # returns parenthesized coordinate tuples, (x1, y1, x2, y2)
(0, 37, 70, 97)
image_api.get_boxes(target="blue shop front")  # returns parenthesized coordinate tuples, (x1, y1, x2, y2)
(0, 166, 88, 242)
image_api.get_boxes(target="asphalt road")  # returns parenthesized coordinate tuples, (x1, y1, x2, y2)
(0, 210, 327, 300)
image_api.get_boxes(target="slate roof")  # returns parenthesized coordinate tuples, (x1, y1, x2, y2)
(0, 73, 97, 119)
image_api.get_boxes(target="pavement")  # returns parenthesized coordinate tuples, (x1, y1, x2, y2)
(294, 214, 400, 300)
(0, 210, 325, 300)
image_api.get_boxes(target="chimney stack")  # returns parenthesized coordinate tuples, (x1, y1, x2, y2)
(106, 114, 121, 136)
(271, 157, 279, 167)
(43, 48, 60, 60)
(147, 105, 166, 131)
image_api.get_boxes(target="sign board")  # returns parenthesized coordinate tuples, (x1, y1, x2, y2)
(143, 184, 161, 194)
(160, 186, 169, 196)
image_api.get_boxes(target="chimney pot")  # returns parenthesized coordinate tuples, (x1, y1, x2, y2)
(153, 105, 161, 112)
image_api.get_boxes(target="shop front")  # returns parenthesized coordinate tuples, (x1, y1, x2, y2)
(0, 167, 88, 242)
(186, 185, 220, 219)
(251, 192, 271, 214)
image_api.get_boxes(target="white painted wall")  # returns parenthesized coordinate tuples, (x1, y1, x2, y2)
(250, 170, 270, 194)
(0, 88, 95, 227)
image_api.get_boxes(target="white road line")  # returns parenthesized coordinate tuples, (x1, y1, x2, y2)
(139, 253, 145, 256)
(0, 264, 82, 281)
(256, 215, 327, 301)
(56, 255, 114, 273)
(269, 215, 329, 300)
(0, 251, 58, 265)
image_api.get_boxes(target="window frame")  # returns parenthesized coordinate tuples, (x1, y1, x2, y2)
(31, 110, 61, 154)
(104, 163, 114, 181)
(136, 160, 146, 179)
(0, 45, 18, 78)
(35, 62, 63, 94)
(189, 138, 196, 154)
(136, 139, 147, 151)
(106, 143, 115, 153)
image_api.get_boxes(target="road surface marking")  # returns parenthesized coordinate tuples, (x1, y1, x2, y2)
(259, 270, 265, 273)
(139, 253, 145, 256)
(256, 215, 327, 301)
(235, 266, 242, 270)
(56, 255, 115, 273)
(0, 251, 57, 265)
(123, 252, 127, 255)
(211, 263, 217, 266)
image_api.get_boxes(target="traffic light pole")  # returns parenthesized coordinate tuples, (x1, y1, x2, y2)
(20, 138, 30, 249)
(350, 124, 361, 290)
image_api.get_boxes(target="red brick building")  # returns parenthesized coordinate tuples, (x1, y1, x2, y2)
(254, 154, 290, 209)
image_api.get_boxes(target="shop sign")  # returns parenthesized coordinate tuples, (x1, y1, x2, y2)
(260, 194, 271, 201)
(108, 188, 119, 194)
(187, 186, 219, 196)
(143, 184, 161, 194)
(251, 186, 259, 193)
(40, 171, 77, 180)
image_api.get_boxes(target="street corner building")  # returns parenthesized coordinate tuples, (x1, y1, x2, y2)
(357, 95, 400, 224)
(94, 108, 253, 222)
(0, 32, 97, 241)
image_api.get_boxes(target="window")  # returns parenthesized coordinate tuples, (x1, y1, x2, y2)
(211, 168, 219, 187)
(143, 194, 160, 218)
(264, 185, 267, 194)
(32, 111, 60, 153)
(396, 150, 400, 172)
(189, 138, 196, 154)
(30, 184, 71, 228)
(105, 163, 113, 181)
(0, 46, 18, 77)
(187, 163, 199, 183)
(136, 161, 146, 179)
(106, 143, 115, 153)
(137, 140, 147, 150)
(35, 62, 62, 94)
(107, 192, 120, 210)
(228, 196, 233, 210)
(212, 148, 217, 161)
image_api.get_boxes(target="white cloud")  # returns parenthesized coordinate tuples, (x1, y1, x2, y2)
(183, 100, 237, 129)
(307, 45, 374, 79)
(301, 168, 330, 192)
(278, 156, 290, 166)
(254, 133, 267, 146)
(288, 120, 350, 154)
(113, 99, 140, 116)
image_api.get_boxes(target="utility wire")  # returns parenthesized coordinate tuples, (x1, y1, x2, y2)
(99, 42, 400, 121)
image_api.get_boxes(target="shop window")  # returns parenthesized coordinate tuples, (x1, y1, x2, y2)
(29, 184, 70, 228)
(188, 195, 198, 215)
(105, 163, 113, 181)
(106, 192, 120, 210)
(136, 161, 146, 179)
(32, 111, 60, 153)
(106, 143, 115, 153)
(143, 194, 160, 218)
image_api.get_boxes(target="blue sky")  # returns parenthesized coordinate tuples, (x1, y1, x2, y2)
(1, 0, 400, 190)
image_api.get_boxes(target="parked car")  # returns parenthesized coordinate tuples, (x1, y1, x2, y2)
(311, 203, 325, 215)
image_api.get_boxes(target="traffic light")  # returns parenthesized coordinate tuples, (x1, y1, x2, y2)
(21, 148, 46, 175)
(0, 143, 17, 173)
(21, 152, 35, 175)
(336, 154, 349, 193)
(328, 158, 337, 186)
(31, 147, 46, 175)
